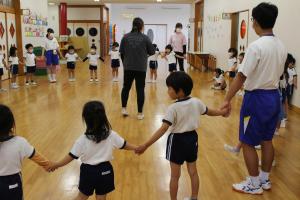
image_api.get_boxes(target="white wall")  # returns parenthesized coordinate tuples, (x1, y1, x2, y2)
(110, 4, 191, 45)
(20, 0, 48, 51)
(48, 5, 59, 36)
(191, 0, 300, 107)
(68, 7, 101, 20)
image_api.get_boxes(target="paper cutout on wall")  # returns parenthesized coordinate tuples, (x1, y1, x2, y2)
(23, 9, 48, 38)
(9, 23, 15, 38)
(0, 22, 5, 39)
(240, 20, 246, 39)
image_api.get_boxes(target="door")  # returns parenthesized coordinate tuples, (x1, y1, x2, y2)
(237, 11, 249, 53)
(87, 23, 101, 55)
(0, 12, 8, 79)
(144, 24, 167, 51)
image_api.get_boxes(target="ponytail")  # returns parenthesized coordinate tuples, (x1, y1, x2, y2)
(131, 17, 144, 33)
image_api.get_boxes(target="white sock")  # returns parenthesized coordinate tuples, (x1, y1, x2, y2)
(259, 170, 270, 182)
(53, 74, 56, 80)
(250, 176, 260, 187)
(48, 74, 52, 81)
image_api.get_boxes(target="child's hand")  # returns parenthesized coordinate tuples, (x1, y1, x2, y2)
(135, 144, 148, 155)
(46, 162, 60, 172)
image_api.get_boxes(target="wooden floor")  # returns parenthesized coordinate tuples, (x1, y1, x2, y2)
(1, 60, 300, 200)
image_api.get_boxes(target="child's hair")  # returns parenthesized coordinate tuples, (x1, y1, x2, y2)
(239, 52, 245, 57)
(9, 46, 17, 57)
(82, 101, 112, 143)
(252, 2, 278, 29)
(25, 43, 33, 50)
(112, 42, 119, 48)
(215, 68, 224, 76)
(0, 104, 15, 140)
(165, 44, 173, 51)
(166, 71, 193, 96)
(68, 45, 75, 51)
(91, 44, 97, 50)
(153, 43, 159, 51)
(228, 47, 238, 58)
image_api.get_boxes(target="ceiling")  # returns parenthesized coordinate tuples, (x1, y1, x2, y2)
(48, 0, 193, 5)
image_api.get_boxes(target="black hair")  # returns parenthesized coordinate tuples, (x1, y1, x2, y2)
(82, 101, 112, 143)
(228, 47, 238, 58)
(283, 53, 295, 81)
(9, 46, 17, 57)
(25, 43, 33, 50)
(165, 44, 173, 51)
(47, 28, 54, 33)
(131, 17, 144, 33)
(112, 42, 119, 47)
(239, 52, 245, 57)
(91, 44, 97, 50)
(215, 68, 224, 76)
(252, 2, 278, 29)
(153, 44, 159, 51)
(0, 104, 15, 141)
(68, 45, 75, 50)
(166, 71, 193, 96)
(175, 23, 183, 32)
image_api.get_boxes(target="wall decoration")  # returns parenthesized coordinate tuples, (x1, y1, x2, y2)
(22, 9, 48, 38)
(240, 20, 246, 39)
(9, 23, 15, 38)
(0, 22, 5, 39)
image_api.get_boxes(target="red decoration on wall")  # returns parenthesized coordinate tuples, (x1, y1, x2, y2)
(0, 22, 5, 39)
(9, 23, 15, 38)
(240, 20, 247, 39)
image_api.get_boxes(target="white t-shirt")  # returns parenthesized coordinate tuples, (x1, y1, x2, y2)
(65, 53, 78, 62)
(214, 74, 225, 84)
(166, 51, 176, 64)
(228, 57, 237, 71)
(279, 78, 287, 89)
(9, 56, 19, 65)
(87, 53, 100, 66)
(163, 97, 207, 133)
(25, 52, 36, 67)
(149, 51, 160, 61)
(70, 131, 126, 165)
(0, 54, 4, 69)
(0, 136, 35, 176)
(109, 50, 120, 60)
(44, 37, 59, 51)
(287, 67, 297, 85)
(238, 36, 287, 91)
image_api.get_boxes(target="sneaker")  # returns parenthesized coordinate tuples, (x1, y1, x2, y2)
(114, 78, 118, 82)
(31, 81, 37, 85)
(137, 113, 144, 120)
(147, 79, 152, 83)
(0, 88, 7, 92)
(90, 79, 93, 82)
(25, 82, 30, 86)
(11, 84, 19, 89)
(255, 145, 261, 150)
(261, 179, 272, 191)
(72, 78, 76, 82)
(238, 91, 245, 96)
(280, 120, 286, 128)
(121, 108, 129, 117)
(232, 177, 263, 195)
(224, 144, 240, 154)
(95, 79, 99, 82)
(274, 130, 280, 136)
(152, 80, 157, 83)
(68, 78, 72, 82)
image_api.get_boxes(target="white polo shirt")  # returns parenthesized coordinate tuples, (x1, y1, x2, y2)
(109, 50, 120, 60)
(69, 131, 126, 165)
(25, 52, 36, 67)
(9, 56, 19, 65)
(238, 36, 287, 91)
(87, 53, 100, 66)
(65, 53, 78, 62)
(0, 136, 35, 176)
(214, 74, 225, 84)
(166, 51, 176, 64)
(287, 67, 297, 85)
(163, 97, 207, 133)
(44, 37, 59, 51)
(149, 51, 160, 61)
(228, 57, 237, 71)
(0, 54, 4, 69)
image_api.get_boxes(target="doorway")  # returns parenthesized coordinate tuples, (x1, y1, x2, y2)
(144, 24, 167, 51)
(230, 10, 249, 53)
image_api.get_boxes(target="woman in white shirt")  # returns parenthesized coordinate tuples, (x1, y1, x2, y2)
(44, 28, 60, 83)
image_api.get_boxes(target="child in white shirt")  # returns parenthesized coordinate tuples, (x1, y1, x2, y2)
(83, 45, 104, 82)
(8, 46, 22, 89)
(0, 52, 7, 92)
(211, 68, 227, 90)
(286, 54, 297, 105)
(162, 44, 184, 73)
(65, 45, 79, 82)
(24, 43, 37, 86)
(148, 44, 160, 83)
(109, 42, 121, 82)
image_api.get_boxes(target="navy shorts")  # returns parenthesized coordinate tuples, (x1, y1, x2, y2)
(111, 59, 120, 68)
(149, 61, 158, 69)
(166, 131, 198, 165)
(239, 89, 280, 146)
(0, 68, 3, 76)
(11, 65, 18, 75)
(79, 162, 115, 196)
(169, 63, 177, 72)
(67, 62, 76, 69)
(229, 71, 236, 78)
(89, 65, 97, 70)
(26, 66, 36, 74)
(286, 84, 294, 104)
(0, 173, 23, 200)
(45, 50, 59, 66)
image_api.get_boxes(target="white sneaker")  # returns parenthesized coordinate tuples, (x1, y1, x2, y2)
(152, 80, 157, 83)
(121, 108, 129, 117)
(238, 91, 245, 96)
(11, 84, 19, 89)
(261, 179, 272, 191)
(68, 78, 72, 82)
(224, 144, 240, 154)
(232, 177, 263, 195)
(72, 78, 76, 82)
(137, 113, 144, 120)
(31, 81, 37, 85)
(255, 145, 261, 150)
(274, 130, 280, 136)
(25, 82, 30, 86)
(114, 78, 118, 82)
(89, 79, 93, 82)
(147, 79, 152, 83)
(259, 160, 276, 167)
(280, 120, 286, 128)
(0, 88, 7, 92)
(95, 79, 99, 82)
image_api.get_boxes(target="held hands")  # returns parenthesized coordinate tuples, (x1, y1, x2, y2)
(220, 100, 231, 117)
(134, 144, 148, 155)
(44, 161, 60, 172)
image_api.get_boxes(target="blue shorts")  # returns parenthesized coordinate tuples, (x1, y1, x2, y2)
(45, 50, 59, 66)
(239, 89, 280, 146)
(11, 65, 18, 75)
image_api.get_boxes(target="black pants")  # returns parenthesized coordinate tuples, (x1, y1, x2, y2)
(0, 173, 23, 200)
(175, 51, 184, 71)
(121, 70, 146, 113)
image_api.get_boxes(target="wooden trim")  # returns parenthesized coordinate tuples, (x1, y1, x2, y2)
(14, 0, 24, 74)
(0, 5, 15, 13)
(67, 5, 102, 8)
(67, 20, 100, 23)
(290, 105, 300, 114)
(100, 6, 104, 58)
(106, 7, 110, 54)
(229, 9, 249, 14)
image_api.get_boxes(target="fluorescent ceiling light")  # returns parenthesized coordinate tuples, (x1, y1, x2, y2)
(48, 2, 56, 5)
